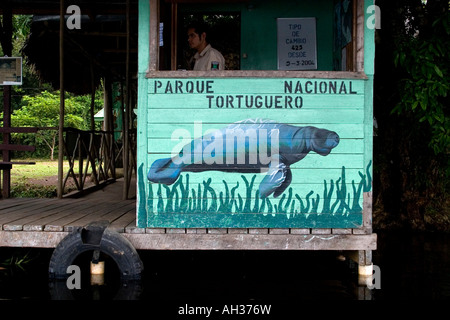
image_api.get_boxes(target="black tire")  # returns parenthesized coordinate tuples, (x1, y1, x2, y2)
(48, 226, 143, 281)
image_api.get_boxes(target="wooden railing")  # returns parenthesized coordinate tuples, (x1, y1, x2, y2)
(0, 126, 39, 198)
(62, 128, 118, 195)
(1, 126, 134, 198)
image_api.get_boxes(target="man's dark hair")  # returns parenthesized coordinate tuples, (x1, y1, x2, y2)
(187, 21, 210, 39)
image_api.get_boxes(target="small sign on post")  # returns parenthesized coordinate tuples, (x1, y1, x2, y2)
(277, 18, 317, 71)
(0, 57, 23, 85)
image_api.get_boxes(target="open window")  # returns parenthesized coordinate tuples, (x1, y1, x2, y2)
(148, 0, 365, 76)
(157, 0, 240, 71)
(176, 12, 241, 70)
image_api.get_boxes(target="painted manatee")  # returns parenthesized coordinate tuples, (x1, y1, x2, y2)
(147, 119, 340, 198)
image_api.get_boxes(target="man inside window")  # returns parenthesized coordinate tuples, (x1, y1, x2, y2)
(187, 22, 225, 71)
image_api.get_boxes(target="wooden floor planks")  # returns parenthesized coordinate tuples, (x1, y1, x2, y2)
(0, 197, 137, 233)
(24, 199, 99, 231)
(0, 180, 376, 251)
(63, 200, 135, 232)
(0, 199, 58, 230)
(3, 199, 86, 231)
(0, 197, 377, 251)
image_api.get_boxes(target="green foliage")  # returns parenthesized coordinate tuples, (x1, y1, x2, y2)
(0, 15, 32, 57)
(15, 91, 84, 128)
(13, 90, 103, 130)
(5, 90, 103, 160)
(1, 16, 104, 159)
(11, 181, 57, 198)
(393, 12, 450, 155)
(1, 249, 35, 271)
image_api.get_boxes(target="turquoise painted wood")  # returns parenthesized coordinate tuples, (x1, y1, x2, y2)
(142, 77, 371, 228)
(136, 0, 375, 229)
(136, 0, 150, 228)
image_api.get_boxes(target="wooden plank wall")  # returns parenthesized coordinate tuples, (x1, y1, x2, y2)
(140, 76, 371, 228)
(135, 0, 375, 230)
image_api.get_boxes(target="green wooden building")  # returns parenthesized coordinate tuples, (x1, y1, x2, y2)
(136, 0, 376, 279)
(137, 0, 375, 225)
(0, 0, 377, 289)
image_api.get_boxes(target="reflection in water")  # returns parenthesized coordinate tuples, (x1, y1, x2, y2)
(0, 232, 449, 300)
(138, 250, 361, 301)
(48, 280, 143, 300)
(373, 232, 450, 300)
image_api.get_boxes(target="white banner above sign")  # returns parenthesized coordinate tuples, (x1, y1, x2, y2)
(277, 18, 317, 71)
(0, 57, 23, 85)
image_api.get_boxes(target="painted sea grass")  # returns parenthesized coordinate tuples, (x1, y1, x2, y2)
(276, 188, 293, 213)
(242, 175, 256, 213)
(148, 162, 373, 215)
(322, 179, 334, 214)
(296, 191, 314, 213)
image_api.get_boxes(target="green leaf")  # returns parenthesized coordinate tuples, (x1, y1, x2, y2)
(434, 113, 444, 123)
(434, 65, 444, 78)
(419, 102, 426, 111)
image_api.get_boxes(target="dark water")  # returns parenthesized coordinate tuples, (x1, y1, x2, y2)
(1, 232, 449, 303)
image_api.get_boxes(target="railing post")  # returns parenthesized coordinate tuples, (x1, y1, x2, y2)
(57, 0, 65, 199)
(123, 0, 131, 200)
(1, 4, 12, 199)
(103, 77, 115, 181)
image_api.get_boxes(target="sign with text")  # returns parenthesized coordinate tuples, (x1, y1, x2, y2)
(139, 77, 372, 229)
(277, 18, 317, 71)
(0, 57, 23, 85)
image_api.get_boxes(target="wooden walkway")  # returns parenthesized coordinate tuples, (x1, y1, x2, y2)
(0, 180, 377, 251)
(0, 197, 137, 233)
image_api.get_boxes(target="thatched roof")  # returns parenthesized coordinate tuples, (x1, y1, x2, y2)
(22, 13, 138, 94)
(2, 0, 138, 95)
(2, 0, 138, 16)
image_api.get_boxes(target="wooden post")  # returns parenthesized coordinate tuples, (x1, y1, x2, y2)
(171, 2, 177, 70)
(103, 76, 115, 179)
(149, 0, 159, 71)
(57, 0, 65, 198)
(123, 0, 131, 200)
(103, 77, 113, 134)
(355, 0, 365, 72)
(1, 85, 11, 199)
(1, 5, 12, 199)
(90, 60, 96, 132)
(352, 0, 358, 72)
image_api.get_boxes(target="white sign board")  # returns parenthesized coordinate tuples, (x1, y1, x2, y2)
(0, 57, 23, 85)
(277, 18, 317, 71)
